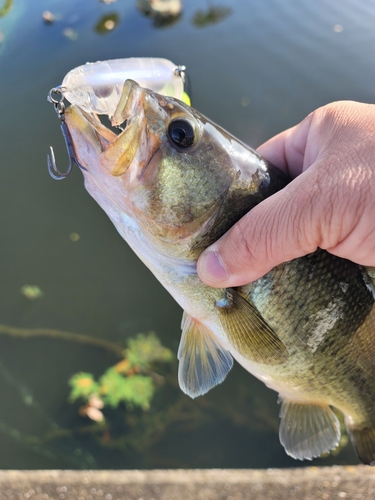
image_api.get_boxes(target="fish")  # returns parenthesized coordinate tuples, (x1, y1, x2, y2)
(63, 79, 375, 464)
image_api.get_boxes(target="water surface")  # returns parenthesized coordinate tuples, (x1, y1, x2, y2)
(1, 0, 375, 469)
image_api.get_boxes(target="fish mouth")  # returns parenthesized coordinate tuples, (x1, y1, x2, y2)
(64, 79, 146, 177)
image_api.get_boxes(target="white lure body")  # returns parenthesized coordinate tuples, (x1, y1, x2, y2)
(62, 57, 184, 116)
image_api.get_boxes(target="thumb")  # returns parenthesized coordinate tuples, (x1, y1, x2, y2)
(197, 168, 322, 287)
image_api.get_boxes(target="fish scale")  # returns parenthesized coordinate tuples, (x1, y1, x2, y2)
(248, 253, 375, 420)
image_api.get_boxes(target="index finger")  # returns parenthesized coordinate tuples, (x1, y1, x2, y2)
(256, 112, 314, 179)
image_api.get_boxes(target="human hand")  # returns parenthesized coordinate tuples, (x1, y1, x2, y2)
(197, 101, 375, 287)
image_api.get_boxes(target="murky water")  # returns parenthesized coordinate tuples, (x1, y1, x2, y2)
(1, 0, 375, 469)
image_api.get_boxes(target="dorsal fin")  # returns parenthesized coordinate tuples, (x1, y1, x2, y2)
(279, 397, 341, 460)
(177, 312, 233, 399)
(216, 288, 288, 365)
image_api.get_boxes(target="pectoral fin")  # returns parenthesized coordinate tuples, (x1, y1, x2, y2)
(279, 397, 341, 460)
(216, 288, 288, 365)
(177, 312, 233, 399)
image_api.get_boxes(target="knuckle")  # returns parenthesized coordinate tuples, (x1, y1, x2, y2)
(285, 181, 317, 253)
(234, 204, 280, 267)
(220, 211, 282, 279)
(227, 217, 257, 270)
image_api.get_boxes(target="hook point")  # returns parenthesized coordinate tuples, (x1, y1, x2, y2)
(47, 145, 72, 181)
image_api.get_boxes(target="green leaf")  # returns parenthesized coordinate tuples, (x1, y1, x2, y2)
(99, 368, 154, 409)
(68, 372, 100, 402)
(126, 332, 173, 369)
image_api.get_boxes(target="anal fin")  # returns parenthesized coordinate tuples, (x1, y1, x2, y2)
(279, 397, 341, 460)
(178, 312, 233, 399)
(346, 426, 375, 465)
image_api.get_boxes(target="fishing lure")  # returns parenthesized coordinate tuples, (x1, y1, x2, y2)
(47, 57, 188, 179)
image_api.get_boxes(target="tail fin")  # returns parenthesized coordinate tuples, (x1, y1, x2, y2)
(347, 426, 375, 465)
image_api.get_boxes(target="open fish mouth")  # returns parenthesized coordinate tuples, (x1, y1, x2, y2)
(64, 80, 145, 177)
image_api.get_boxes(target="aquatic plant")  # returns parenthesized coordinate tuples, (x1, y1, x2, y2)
(0, 324, 350, 466)
(20, 285, 43, 300)
(68, 332, 173, 418)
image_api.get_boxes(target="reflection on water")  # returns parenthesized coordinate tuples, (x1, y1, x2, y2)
(1, 0, 375, 469)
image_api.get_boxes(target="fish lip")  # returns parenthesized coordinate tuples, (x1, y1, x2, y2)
(65, 105, 116, 145)
(64, 105, 115, 164)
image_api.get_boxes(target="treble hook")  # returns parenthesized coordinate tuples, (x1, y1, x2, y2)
(47, 121, 86, 180)
(47, 86, 86, 180)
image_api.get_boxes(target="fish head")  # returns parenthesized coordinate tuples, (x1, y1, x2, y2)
(65, 79, 273, 259)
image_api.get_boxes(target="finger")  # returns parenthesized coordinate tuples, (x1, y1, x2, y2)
(197, 112, 318, 287)
(257, 112, 314, 178)
(197, 169, 322, 287)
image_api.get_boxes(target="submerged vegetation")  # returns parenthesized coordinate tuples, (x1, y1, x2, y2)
(69, 332, 173, 416)
(0, 323, 350, 467)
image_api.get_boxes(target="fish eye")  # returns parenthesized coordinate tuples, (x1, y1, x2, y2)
(168, 119, 195, 148)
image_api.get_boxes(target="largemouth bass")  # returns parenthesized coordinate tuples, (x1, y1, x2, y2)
(63, 79, 375, 464)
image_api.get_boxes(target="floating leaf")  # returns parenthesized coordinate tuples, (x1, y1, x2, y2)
(21, 285, 43, 300)
(94, 13, 120, 35)
(192, 6, 232, 28)
(0, 0, 13, 19)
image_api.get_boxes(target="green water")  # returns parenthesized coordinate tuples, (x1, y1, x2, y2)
(1, 0, 375, 469)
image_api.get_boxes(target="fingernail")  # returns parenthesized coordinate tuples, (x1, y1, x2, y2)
(199, 250, 229, 284)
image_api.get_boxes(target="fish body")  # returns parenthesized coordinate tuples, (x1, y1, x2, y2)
(64, 80, 375, 464)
